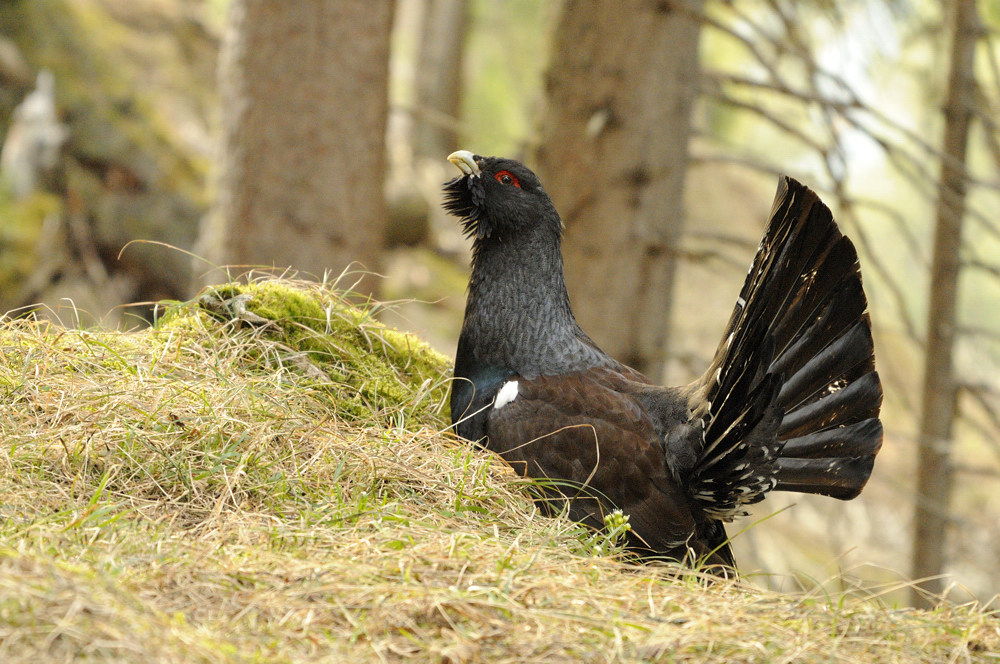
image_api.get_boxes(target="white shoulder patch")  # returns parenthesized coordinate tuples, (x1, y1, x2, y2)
(494, 380, 519, 410)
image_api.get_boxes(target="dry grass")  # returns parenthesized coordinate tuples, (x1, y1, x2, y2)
(0, 277, 997, 663)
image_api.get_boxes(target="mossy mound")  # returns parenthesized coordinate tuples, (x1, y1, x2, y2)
(173, 278, 453, 425)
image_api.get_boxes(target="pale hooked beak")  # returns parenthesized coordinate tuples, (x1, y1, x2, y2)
(448, 150, 481, 176)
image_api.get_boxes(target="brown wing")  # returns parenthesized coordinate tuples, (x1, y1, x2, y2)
(485, 368, 696, 553)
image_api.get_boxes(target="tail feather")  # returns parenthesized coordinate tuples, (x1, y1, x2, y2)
(688, 176, 883, 520)
(778, 370, 882, 438)
(770, 237, 863, 356)
(776, 319, 873, 411)
(769, 276, 867, 383)
(773, 455, 875, 499)
(779, 417, 883, 459)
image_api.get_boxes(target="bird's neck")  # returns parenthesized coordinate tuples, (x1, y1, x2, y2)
(457, 227, 610, 379)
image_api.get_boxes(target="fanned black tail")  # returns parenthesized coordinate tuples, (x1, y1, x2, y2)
(688, 176, 883, 522)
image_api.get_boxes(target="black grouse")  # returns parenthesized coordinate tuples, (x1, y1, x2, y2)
(443, 150, 883, 567)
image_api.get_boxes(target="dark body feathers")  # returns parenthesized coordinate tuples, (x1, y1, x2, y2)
(445, 152, 882, 568)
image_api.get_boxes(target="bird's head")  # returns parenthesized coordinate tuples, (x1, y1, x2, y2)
(442, 150, 560, 241)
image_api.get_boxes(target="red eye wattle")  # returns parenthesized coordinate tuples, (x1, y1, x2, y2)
(495, 170, 521, 188)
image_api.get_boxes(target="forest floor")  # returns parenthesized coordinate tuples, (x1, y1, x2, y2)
(0, 277, 997, 663)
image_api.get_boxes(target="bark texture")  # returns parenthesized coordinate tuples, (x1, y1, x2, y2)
(538, 0, 704, 382)
(910, 0, 978, 608)
(207, 0, 393, 294)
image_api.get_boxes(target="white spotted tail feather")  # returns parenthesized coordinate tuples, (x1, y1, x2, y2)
(686, 176, 883, 521)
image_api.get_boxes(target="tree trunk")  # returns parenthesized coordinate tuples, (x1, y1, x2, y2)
(537, 0, 704, 382)
(412, 0, 467, 161)
(204, 0, 394, 295)
(910, 0, 978, 608)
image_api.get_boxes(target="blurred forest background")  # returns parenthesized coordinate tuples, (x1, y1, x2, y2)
(0, 0, 998, 608)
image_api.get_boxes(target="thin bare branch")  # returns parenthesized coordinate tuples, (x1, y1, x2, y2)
(957, 325, 1000, 342)
(851, 197, 928, 267)
(685, 230, 760, 252)
(961, 384, 1000, 461)
(701, 86, 830, 155)
(964, 258, 1000, 279)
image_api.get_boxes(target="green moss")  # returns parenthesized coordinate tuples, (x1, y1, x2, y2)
(0, 0, 207, 191)
(0, 189, 62, 307)
(168, 280, 453, 428)
(0, 0, 216, 300)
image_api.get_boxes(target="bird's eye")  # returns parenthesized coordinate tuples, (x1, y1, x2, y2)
(494, 170, 521, 188)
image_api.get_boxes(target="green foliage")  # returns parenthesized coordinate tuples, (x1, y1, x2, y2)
(0, 187, 61, 307)
(0, 0, 214, 300)
(581, 509, 632, 557)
